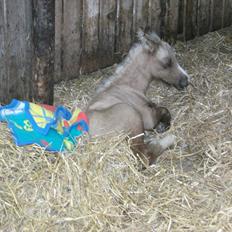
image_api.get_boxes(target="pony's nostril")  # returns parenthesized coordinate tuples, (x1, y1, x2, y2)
(179, 76, 188, 89)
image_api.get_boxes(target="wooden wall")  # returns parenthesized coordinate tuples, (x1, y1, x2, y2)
(55, 0, 232, 82)
(0, 0, 232, 104)
(0, 0, 55, 104)
(0, 0, 34, 103)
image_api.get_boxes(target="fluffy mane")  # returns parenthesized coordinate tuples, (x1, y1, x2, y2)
(96, 43, 144, 93)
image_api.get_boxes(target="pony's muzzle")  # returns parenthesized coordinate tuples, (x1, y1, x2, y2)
(177, 75, 189, 89)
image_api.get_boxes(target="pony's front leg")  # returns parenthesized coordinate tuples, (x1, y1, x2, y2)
(154, 107, 171, 133)
(144, 133, 176, 165)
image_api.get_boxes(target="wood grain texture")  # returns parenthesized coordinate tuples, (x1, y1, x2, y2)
(81, 0, 100, 73)
(149, 0, 162, 35)
(52, 0, 232, 81)
(63, 0, 82, 79)
(54, 0, 63, 83)
(116, 0, 134, 56)
(169, 0, 180, 33)
(183, 0, 198, 41)
(55, 0, 82, 82)
(0, 0, 7, 103)
(223, 0, 232, 27)
(32, 0, 55, 104)
(211, 0, 223, 31)
(98, 0, 117, 68)
(166, 0, 180, 40)
(1, 0, 232, 96)
(133, 0, 149, 34)
(177, 0, 184, 39)
(0, 0, 33, 104)
(197, 0, 211, 35)
(159, 0, 168, 37)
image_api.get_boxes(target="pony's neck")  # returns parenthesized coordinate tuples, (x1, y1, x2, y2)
(115, 46, 152, 93)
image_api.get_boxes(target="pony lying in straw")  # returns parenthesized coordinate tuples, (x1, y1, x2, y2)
(86, 30, 189, 165)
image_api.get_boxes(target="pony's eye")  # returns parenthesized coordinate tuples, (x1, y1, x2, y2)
(162, 58, 172, 68)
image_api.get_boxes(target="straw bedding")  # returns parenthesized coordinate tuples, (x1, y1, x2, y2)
(0, 27, 232, 231)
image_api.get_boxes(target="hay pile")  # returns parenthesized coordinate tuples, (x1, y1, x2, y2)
(1, 27, 232, 231)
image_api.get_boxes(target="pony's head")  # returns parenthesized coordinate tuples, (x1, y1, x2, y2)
(138, 30, 189, 90)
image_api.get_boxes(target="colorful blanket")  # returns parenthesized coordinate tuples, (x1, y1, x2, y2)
(0, 99, 89, 152)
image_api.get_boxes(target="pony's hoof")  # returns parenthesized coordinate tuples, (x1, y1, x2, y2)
(160, 134, 176, 149)
(155, 122, 170, 133)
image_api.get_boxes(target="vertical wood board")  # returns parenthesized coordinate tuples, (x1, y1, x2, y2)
(211, 0, 223, 31)
(166, 0, 180, 40)
(159, 0, 168, 37)
(0, 0, 7, 103)
(183, 0, 198, 40)
(98, 0, 117, 68)
(133, 0, 150, 34)
(149, 0, 162, 35)
(198, 0, 211, 35)
(54, 0, 63, 82)
(177, 0, 184, 35)
(32, 0, 55, 104)
(62, 0, 82, 79)
(116, 0, 134, 56)
(223, 0, 232, 27)
(81, 0, 100, 73)
(1, 0, 33, 103)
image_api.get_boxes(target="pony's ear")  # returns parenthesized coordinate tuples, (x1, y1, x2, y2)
(137, 29, 161, 53)
(137, 28, 145, 42)
(146, 32, 161, 44)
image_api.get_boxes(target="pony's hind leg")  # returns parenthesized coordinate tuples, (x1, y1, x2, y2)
(144, 132, 176, 165)
(130, 133, 175, 167)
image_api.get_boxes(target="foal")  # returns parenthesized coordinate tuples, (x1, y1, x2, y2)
(86, 31, 189, 165)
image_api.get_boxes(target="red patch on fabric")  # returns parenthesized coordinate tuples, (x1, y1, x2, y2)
(77, 112, 89, 124)
(41, 140, 49, 146)
(64, 120, 69, 127)
(39, 104, 56, 112)
(77, 125, 82, 130)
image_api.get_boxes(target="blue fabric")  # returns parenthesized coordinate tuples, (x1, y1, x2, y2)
(0, 99, 89, 152)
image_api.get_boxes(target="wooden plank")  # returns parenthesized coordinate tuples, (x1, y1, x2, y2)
(55, 0, 82, 82)
(54, 0, 63, 83)
(98, 0, 117, 68)
(23, 0, 33, 100)
(177, 0, 184, 36)
(32, 0, 55, 104)
(159, 0, 168, 38)
(61, 0, 82, 80)
(166, 0, 180, 40)
(3, 0, 18, 103)
(170, 0, 180, 39)
(133, 0, 150, 35)
(223, 0, 232, 27)
(183, 0, 198, 41)
(81, 0, 100, 73)
(115, 0, 134, 56)
(0, 0, 7, 104)
(0, 0, 34, 104)
(211, 0, 223, 31)
(149, 0, 162, 35)
(197, 0, 211, 35)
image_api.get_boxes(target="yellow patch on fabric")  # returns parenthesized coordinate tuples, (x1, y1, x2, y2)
(29, 103, 54, 129)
